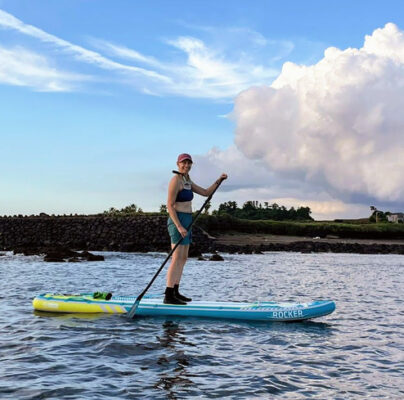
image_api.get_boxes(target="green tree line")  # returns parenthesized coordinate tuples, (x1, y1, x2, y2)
(103, 204, 143, 216)
(103, 201, 312, 221)
(212, 201, 313, 221)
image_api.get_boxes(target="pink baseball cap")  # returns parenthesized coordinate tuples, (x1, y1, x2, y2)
(177, 153, 193, 163)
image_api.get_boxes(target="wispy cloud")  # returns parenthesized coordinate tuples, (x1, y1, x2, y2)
(0, 9, 171, 82)
(175, 22, 294, 52)
(89, 38, 163, 69)
(94, 35, 279, 99)
(0, 45, 87, 92)
(0, 8, 283, 99)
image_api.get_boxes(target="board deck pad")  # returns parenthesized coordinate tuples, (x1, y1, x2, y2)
(33, 293, 336, 322)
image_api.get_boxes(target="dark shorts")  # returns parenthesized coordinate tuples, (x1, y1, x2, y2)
(167, 212, 192, 245)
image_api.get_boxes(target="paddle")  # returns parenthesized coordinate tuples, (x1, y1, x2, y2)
(127, 176, 225, 319)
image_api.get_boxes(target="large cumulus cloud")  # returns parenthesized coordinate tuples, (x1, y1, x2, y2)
(191, 146, 370, 219)
(233, 23, 404, 206)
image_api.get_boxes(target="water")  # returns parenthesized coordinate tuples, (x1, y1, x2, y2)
(1, 251, 403, 399)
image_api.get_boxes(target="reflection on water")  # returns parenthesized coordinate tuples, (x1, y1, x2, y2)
(154, 321, 194, 399)
(1, 251, 403, 399)
(33, 310, 110, 321)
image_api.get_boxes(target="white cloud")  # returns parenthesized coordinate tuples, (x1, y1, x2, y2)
(190, 24, 404, 218)
(91, 35, 279, 99)
(0, 9, 291, 99)
(0, 9, 170, 83)
(165, 36, 279, 98)
(88, 39, 163, 69)
(191, 146, 370, 219)
(0, 45, 87, 91)
(268, 197, 369, 220)
(192, 146, 276, 189)
(232, 23, 404, 205)
(175, 22, 295, 59)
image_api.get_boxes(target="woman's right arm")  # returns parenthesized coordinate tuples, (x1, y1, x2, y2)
(167, 177, 187, 237)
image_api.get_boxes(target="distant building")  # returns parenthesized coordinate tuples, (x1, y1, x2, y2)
(387, 213, 404, 223)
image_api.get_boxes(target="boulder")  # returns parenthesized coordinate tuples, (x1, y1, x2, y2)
(14, 245, 43, 256)
(79, 251, 105, 261)
(242, 246, 253, 254)
(209, 252, 224, 261)
(68, 257, 81, 263)
(188, 245, 202, 258)
(44, 256, 66, 262)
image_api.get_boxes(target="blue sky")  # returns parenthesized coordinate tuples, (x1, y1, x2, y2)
(1, 1, 403, 219)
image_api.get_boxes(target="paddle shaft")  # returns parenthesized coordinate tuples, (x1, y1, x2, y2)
(127, 178, 224, 319)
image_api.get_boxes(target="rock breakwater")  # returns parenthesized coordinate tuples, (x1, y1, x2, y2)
(216, 241, 404, 255)
(0, 215, 214, 253)
(1, 216, 404, 255)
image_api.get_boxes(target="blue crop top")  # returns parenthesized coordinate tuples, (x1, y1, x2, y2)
(176, 176, 194, 202)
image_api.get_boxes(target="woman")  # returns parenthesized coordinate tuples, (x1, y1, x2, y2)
(165, 153, 227, 305)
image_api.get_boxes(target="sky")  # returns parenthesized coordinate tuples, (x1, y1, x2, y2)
(0, 0, 403, 220)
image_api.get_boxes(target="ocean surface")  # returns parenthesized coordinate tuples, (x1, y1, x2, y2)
(0, 251, 403, 399)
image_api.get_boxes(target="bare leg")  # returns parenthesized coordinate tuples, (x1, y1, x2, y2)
(175, 245, 189, 285)
(167, 244, 181, 287)
(166, 244, 188, 287)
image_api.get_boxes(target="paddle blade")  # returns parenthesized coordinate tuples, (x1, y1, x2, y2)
(127, 299, 140, 319)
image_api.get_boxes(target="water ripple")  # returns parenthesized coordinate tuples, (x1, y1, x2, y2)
(1, 252, 403, 399)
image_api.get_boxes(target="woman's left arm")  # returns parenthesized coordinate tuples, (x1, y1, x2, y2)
(192, 173, 228, 197)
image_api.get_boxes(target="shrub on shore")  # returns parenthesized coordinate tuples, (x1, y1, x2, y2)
(196, 215, 404, 240)
(213, 201, 313, 221)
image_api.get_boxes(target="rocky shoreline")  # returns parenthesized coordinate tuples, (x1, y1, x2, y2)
(214, 240, 404, 255)
(1, 215, 404, 256)
(12, 245, 105, 262)
(5, 244, 225, 262)
(213, 233, 404, 255)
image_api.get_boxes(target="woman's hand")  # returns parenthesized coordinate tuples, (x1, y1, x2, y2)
(216, 173, 228, 184)
(177, 225, 188, 238)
